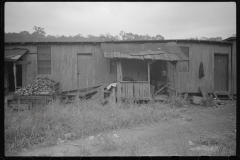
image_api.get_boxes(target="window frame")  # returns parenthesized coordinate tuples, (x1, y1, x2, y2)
(37, 46, 51, 74)
(178, 46, 190, 72)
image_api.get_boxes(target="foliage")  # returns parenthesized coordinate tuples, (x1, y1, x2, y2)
(5, 27, 165, 42)
(5, 99, 180, 156)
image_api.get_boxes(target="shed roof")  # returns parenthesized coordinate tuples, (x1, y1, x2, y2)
(4, 39, 233, 45)
(223, 36, 236, 41)
(5, 49, 28, 61)
(101, 42, 189, 61)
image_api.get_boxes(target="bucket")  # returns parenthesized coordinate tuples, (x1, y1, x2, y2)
(192, 96, 203, 104)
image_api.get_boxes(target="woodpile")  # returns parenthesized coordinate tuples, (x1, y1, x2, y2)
(14, 77, 56, 96)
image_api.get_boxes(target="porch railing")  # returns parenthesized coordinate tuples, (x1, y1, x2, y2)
(119, 81, 151, 100)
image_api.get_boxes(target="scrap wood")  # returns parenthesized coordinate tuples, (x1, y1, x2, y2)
(199, 86, 209, 100)
(14, 77, 57, 96)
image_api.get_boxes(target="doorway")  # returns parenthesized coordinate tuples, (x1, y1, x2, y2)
(150, 60, 167, 91)
(6, 62, 22, 92)
(214, 54, 228, 91)
(77, 53, 94, 89)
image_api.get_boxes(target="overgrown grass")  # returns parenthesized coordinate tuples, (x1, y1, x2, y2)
(192, 132, 236, 156)
(5, 98, 181, 156)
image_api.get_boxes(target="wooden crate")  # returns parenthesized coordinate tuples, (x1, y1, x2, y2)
(9, 94, 53, 111)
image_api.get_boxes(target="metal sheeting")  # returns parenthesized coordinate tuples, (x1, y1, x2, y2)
(101, 42, 189, 61)
(5, 49, 28, 61)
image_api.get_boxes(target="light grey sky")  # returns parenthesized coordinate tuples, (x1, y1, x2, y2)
(5, 2, 236, 39)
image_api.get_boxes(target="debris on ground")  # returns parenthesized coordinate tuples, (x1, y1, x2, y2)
(57, 138, 65, 144)
(213, 100, 226, 108)
(89, 136, 94, 140)
(188, 140, 194, 146)
(14, 77, 56, 96)
(113, 134, 119, 138)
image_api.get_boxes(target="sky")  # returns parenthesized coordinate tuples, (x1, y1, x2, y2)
(5, 2, 236, 39)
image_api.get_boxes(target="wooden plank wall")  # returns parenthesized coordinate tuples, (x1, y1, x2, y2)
(5, 42, 232, 94)
(121, 59, 148, 81)
(168, 42, 232, 93)
(121, 82, 150, 99)
(231, 41, 236, 94)
(5, 44, 116, 92)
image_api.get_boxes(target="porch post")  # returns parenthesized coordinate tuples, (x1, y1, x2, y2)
(148, 61, 151, 98)
(116, 60, 122, 103)
(173, 61, 177, 96)
(13, 62, 17, 91)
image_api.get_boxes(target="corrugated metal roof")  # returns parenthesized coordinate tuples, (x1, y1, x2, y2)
(5, 49, 28, 61)
(101, 42, 188, 61)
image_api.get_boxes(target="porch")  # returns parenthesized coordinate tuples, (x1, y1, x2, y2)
(101, 42, 189, 103)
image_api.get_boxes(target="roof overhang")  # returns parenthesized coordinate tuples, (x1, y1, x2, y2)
(5, 49, 28, 61)
(101, 42, 189, 61)
(223, 36, 236, 42)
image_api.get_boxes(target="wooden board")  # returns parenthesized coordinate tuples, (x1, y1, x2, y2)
(134, 83, 140, 98)
(127, 83, 133, 98)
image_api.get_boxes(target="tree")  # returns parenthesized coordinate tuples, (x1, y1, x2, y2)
(31, 26, 46, 41)
(208, 37, 222, 41)
(144, 34, 151, 40)
(119, 30, 126, 40)
(113, 35, 120, 41)
(156, 34, 164, 40)
(19, 31, 31, 42)
(125, 32, 134, 40)
(33, 26, 46, 36)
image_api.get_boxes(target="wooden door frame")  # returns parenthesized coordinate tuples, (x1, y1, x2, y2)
(77, 53, 93, 90)
(214, 53, 231, 92)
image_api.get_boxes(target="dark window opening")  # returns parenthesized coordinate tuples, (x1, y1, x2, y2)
(179, 46, 190, 72)
(37, 46, 51, 74)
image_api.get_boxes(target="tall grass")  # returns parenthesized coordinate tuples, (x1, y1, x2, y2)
(5, 99, 181, 156)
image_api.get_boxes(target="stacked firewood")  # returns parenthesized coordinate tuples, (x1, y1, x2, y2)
(14, 77, 56, 96)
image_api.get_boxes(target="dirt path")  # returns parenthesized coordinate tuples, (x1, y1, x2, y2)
(19, 100, 236, 156)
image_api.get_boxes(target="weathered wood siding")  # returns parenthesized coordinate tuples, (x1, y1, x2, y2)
(167, 42, 232, 93)
(231, 40, 236, 94)
(5, 44, 116, 92)
(5, 41, 233, 94)
(120, 81, 150, 99)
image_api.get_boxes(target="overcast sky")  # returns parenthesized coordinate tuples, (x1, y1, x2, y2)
(5, 2, 236, 39)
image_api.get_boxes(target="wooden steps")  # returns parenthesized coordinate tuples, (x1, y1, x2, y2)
(213, 91, 233, 100)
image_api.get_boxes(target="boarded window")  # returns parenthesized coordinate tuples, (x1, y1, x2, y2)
(178, 46, 189, 72)
(37, 46, 51, 74)
(179, 46, 189, 58)
(110, 59, 117, 73)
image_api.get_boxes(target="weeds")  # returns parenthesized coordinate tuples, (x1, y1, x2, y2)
(193, 133, 236, 156)
(5, 98, 181, 156)
(95, 135, 120, 153)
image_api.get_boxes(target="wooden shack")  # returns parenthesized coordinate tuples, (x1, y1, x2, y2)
(223, 35, 236, 95)
(5, 39, 234, 100)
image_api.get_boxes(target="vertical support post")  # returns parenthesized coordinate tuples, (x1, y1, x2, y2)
(173, 61, 177, 97)
(109, 87, 116, 105)
(13, 62, 17, 91)
(116, 60, 122, 103)
(100, 86, 104, 103)
(148, 61, 151, 98)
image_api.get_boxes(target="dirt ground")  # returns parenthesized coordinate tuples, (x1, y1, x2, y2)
(18, 100, 236, 156)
